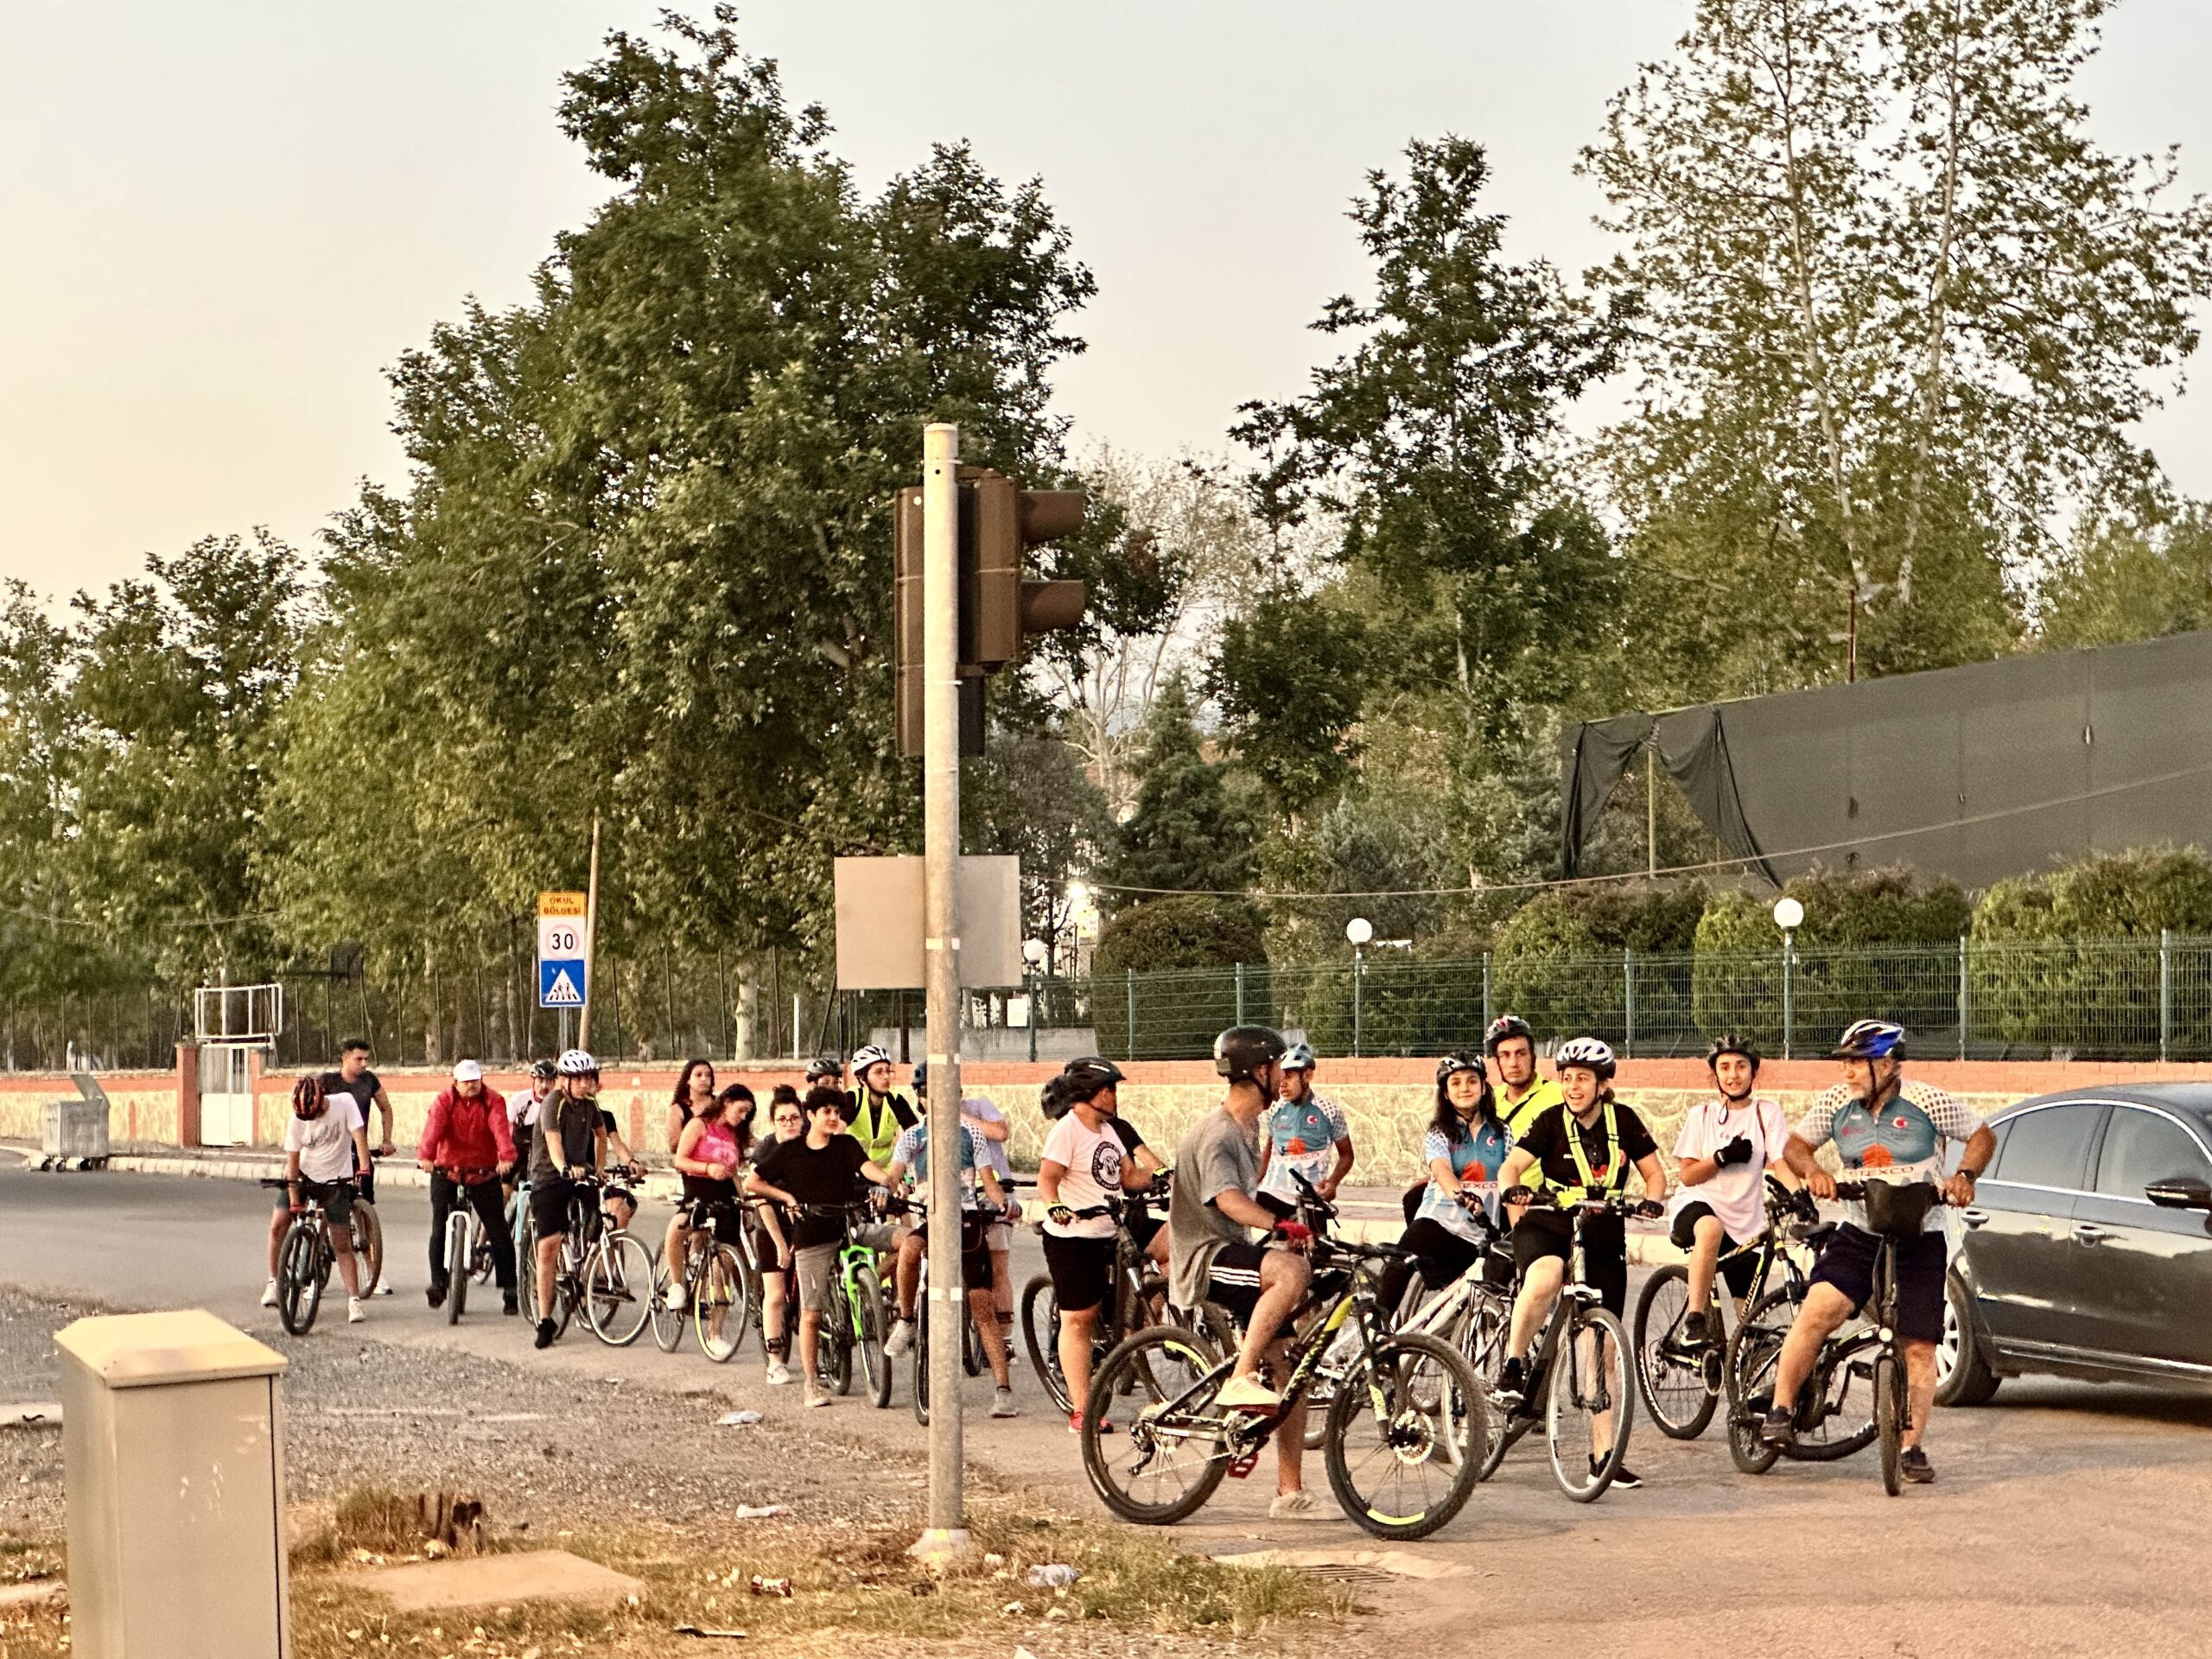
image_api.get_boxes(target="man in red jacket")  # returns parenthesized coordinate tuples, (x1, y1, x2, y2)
(419, 1059, 519, 1314)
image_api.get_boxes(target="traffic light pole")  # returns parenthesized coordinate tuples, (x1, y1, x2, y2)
(912, 422, 972, 1564)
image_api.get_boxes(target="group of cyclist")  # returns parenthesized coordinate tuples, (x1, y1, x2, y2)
(262, 1006, 1993, 1494)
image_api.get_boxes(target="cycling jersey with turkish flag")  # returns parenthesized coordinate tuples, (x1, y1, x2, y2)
(1794, 1081, 1984, 1236)
(1258, 1094, 1350, 1203)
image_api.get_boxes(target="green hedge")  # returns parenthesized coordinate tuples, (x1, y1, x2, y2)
(1092, 895, 1264, 1056)
(1491, 884, 1703, 1048)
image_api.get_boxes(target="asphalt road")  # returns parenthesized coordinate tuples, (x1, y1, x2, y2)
(6, 1160, 2211, 1656)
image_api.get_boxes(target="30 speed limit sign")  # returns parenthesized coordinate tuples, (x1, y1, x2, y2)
(537, 890, 588, 1008)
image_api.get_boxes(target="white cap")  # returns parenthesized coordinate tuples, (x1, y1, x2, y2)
(452, 1059, 484, 1083)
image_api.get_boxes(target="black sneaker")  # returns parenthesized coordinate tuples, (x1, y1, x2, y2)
(425, 1284, 447, 1310)
(1599, 1459, 1644, 1490)
(534, 1318, 557, 1350)
(502, 1292, 520, 1317)
(1900, 1446, 1935, 1484)
(1498, 1357, 1527, 1402)
(1759, 1406, 1796, 1446)
(1681, 1309, 1709, 1345)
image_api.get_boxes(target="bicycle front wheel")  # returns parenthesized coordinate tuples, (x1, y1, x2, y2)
(1325, 1330, 1485, 1541)
(855, 1265, 893, 1408)
(1875, 1349, 1906, 1497)
(586, 1234, 655, 1347)
(1724, 1289, 1789, 1476)
(821, 1281, 855, 1395)
(446, 1215, 471, 1325)
(278, 1222, 324, 1336)
(1634, 1264, 1719, 1440)
(1081, 1325, 1229, 1527)
(1020, 1274, 1075, 1415)
(350, 1202, 385, 1297)
(1547, 1306, 1632, 1503)
(696, 1243, 748, 1363)
(649, 1263, 684, 1353)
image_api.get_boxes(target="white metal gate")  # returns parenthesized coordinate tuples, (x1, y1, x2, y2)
(198, 1044, 258, 1147)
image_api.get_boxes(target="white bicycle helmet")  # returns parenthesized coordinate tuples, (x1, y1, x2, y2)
(850, 1044, 893, 1076)
(555, 1048, 598, 1077)
(1554, 1036, 1617, 1079)
(1281, 1040, 1317, 1072)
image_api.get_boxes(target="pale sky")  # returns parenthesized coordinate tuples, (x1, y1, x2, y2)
(8, 1, 2212, 599)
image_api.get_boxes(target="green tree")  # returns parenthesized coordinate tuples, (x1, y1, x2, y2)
(1094, 677, 1255, 912)
(2037, 507, 2212, 649)
(1206, 587, 1369, 820)
(0, 583, 86, 1017)
(961, 725, 1116, 960)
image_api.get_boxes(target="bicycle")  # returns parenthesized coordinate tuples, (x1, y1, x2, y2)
(1633, 1176, 1819, 1440)
(1479, 1189, 1647, 1502)
(1724, 1179, 1941, 1495)
(523, 1173, 657, 1346)
(260, 1177, 357, 1337)
(439, 1167, 503, 1325)
(649, 1196, 752, 1363)
(794, 1200, 894, 1408)
(348, 1151, 385, 1295)
(1365, 1193, 1517, 1469)
(1020, 1175, 1174, 1417)
(1081, 1229, 1486, 1541)
(906, 1194, 1000, 1425)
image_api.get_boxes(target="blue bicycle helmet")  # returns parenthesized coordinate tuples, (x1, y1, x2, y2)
(1832, 1020, 1907, 1060)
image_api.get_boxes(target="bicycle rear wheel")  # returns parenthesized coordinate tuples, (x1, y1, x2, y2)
(1724, 1290, 1789, 1476)
(1875, 1349, 1906, 1497)
(1546, 1306, 1632, 1503)
(446, 1215, 471, 1325)
(912, 1301, 932, 1425)
(649, 1262, 684, 1352)
(821, 1281, 855, 1395)
(586, 1234, 654, 1347)
(1325, 1330, 1485, 1541)
(1081, 1325, 1230, 1526)
(696, 1243, 748, 1363)
(350, 1202, 385, 1297)
(278, 1223, 323, 1336)
(1020, 1274, 1075, 1415)
(1634, 1264, 1719, 1440)
(1449, 1293, 1516, 1479)
(854, 1265, 893, 1408)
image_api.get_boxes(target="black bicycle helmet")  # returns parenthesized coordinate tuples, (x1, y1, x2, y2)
(531, 1058, 556, 1084)
(1213, 1025, 1287, 1082)
(1062, 1055, 1125, 1098)
(1484, 1014, 1535, 1055)
(804, 1056, 842, 1085)
(1039, 1072, 1077, 1121)
(1436, 1052, 1485, 1085)
(1705, 1033, 1762, 1071)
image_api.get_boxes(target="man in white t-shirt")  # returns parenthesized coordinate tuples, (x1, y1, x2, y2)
(1669, 1034, 1795, 1348)
(1037, 1058, 1152, 1434)
(262, 1075, 373, 1323)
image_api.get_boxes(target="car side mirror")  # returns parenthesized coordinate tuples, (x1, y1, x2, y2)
(2145, 1177, 2212, 1211)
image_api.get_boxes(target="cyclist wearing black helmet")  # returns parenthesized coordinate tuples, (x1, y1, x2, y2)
(1392, 1054, 1513, 1302)
(1668, 1036, 1794, 1349)
(1039, 1055, 1156, 1433)
(1485, 1014, 1564, 1140)
(1172, 1027, 1319, 1517)
(1764, 1021, 1994, 1483)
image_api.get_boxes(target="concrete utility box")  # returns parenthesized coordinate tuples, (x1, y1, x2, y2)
(56, 1310, 291, 1659)
(41, 1096, 111, 1168)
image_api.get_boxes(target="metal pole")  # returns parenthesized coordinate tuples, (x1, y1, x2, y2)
(1125, 969, 1137, 1061)
(1481, 951, 1492, 1035)
(1353, 950, 1365, 1058)
(1234, 961, 1247, 1027)
(1645, 747, 1656, 877)
(1957, 936, 1969, 1062)
(1624, 947, 1636, 1059)
(2161, 928, 2173, 1064)
(1782, 932, 1795, 1062)
(914, 422, 970, 1563)
(579, 814, 601, 1052)
(1027, 971, 1038, 1064)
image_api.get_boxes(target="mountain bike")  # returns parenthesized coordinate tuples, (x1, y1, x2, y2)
(650, 1196, 752, 1362)
(524, 1173, 657, 1345)
(261, 1177, 356, 1337)
(1365, 1194, 1516, 1468)
(1020, 1176, 1173, 1416)
(906, 1195, 1001, 1424)
(797, 1200, 894, 1408)
(439, 1168, 503, 1325)
(1481, 1189, 1648, 1502)
(1633, 1177, 1818, 1439)
(1726, 1179, 1940, 1494)
(1082, 1230, 1486, 1541)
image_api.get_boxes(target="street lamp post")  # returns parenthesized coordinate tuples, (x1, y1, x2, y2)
(1773, 897, 1804, 1060)
(1346, 918, 1373, 1057)
(1022, 937, 1048, 1063)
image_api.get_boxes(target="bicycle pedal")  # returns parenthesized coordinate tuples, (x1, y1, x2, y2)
(1225, 1450, 1261, 1479)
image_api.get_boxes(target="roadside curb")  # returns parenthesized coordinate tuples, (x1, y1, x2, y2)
(96, 1151, 685, 1203)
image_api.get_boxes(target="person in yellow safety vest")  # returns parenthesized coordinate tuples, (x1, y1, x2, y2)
(844, 1045, 918, 1167)
(1494, 1036, 1668, 1490)
(1484, 1014, 1565, 1140)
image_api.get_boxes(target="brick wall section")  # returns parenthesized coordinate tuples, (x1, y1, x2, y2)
(8, 1052, 2198, 1175)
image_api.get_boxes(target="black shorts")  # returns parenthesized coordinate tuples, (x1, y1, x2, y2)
(1809, 1225, 1948, 1344)
(915, 1212, 994, 1290)
(1671, 1201, 1762, 1300)
(1203, 1240, 1299, 1339)
(1126, 1207, 1166, 1254)
(530, 1176, 576, 1240)
(1512, 1209, 1629, 1317)
(681, 1177, 743, 1244)
(351, 1151, 377, 1205)
(1042, 1231, 1116, 1314)
(1400, 1217, 1486, 1291)
(274, 1179, 354, 1229)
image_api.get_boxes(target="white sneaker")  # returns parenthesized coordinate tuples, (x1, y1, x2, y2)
(670, 1281, 690, 1312)
(886, 1319, 917, 1357)
(347, 1297, 365, 1325)
(261, 1278, 279, 1308)
(803, 1383, 831, 1409)
(1269, 1490, 1325, 1521)
(991, 1387, 1019, 1419)
(765, 1359, 793, 1387)
(1217, 1373, 1281, 1413)
(374, 1282, 394, 1297)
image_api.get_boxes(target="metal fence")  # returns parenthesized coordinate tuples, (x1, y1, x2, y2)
(1033, 931, 2212, 1064)
(21, 931, 2212, 1072)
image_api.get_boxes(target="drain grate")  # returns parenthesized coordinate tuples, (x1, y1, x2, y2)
(1294, 1563, 1399, 1589)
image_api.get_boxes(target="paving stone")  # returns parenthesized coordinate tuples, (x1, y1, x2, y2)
(342, 1548, 643, 1613)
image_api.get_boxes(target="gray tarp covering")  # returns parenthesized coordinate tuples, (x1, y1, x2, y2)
(1560, 630, 2212, 887)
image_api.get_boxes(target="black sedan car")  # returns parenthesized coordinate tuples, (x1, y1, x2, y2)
(1940, 1083, 2212, 1404)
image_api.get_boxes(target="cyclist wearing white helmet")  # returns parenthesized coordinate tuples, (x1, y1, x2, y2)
(843, 1044, 918, 1168)
(1496, 1035, 1667, 1488)
(1255, 1039, 1355, 1217)
(527, 1049, 606, 1349)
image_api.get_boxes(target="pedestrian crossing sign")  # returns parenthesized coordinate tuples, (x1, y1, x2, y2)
(539, 962, 585, 1007)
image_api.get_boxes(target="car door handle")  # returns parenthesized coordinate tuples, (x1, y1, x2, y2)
(1959, 1208, 1991, 1229)
(2072, 1224, 2113, 1245)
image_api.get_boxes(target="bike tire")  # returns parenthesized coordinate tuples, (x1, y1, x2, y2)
(961, 1302, 988, 1377)
(351, 1201, 385, 1297)
(278, 1222, 323, 1337)
(1633, 1264, 1719, 1440)
(912, 1303, 932, 1426)
(1324, 1330, 1485, 1541)
(1784, 1331, 1883, 1463)
(855, 1264, 893, 1408)
(695, 1243, 747, 1363)
(446, 1214, 471, 1325)
(1547, 1306, 1632, 1503)
(1080, 1324, 1229, 1527)
(1724, 1289, 1788, 1476)
(585, 1232, 656, 1347)
(822, 1281, 854, 1395)
(650, 1263, 684, 1353)
(1020, 1274, 1074, 1415)
(1875, 1350, 1905, 1497)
